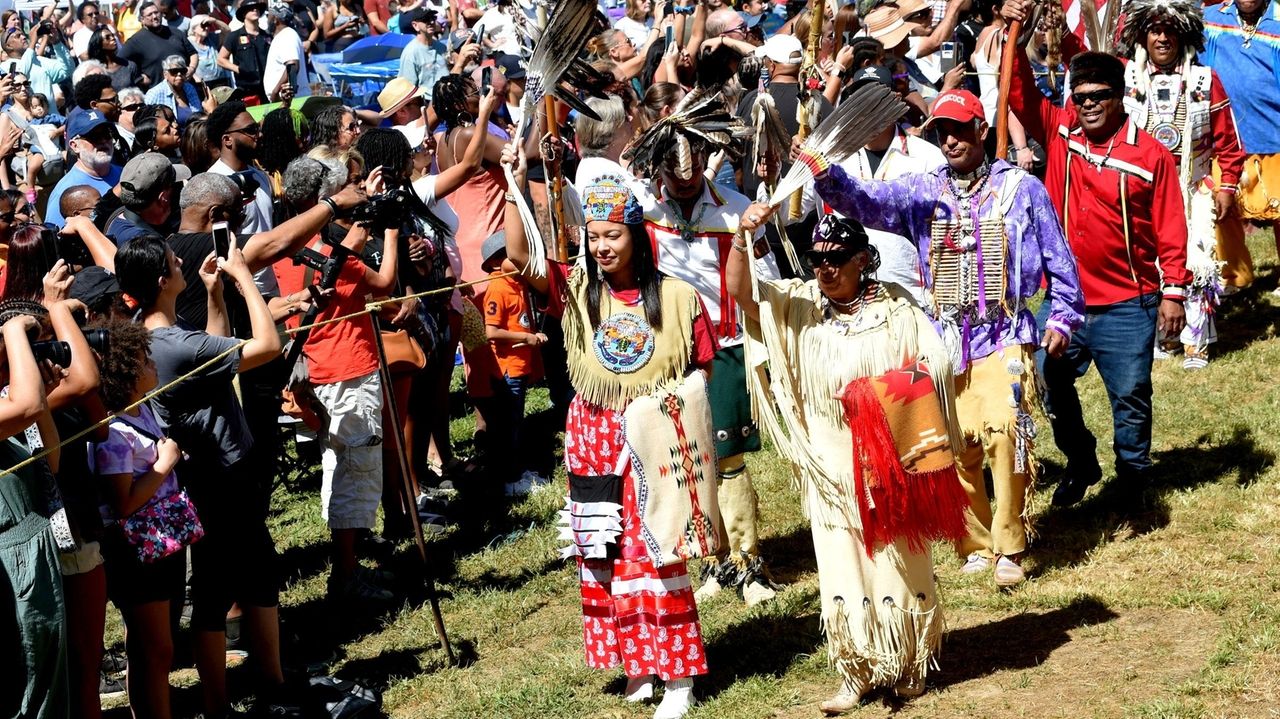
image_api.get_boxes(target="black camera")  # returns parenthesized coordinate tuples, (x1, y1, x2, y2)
(29, 329, 109, 367)
(37, 21, 54, 36)
(349, 187, 412, 228)
(32, 340, 70, 366)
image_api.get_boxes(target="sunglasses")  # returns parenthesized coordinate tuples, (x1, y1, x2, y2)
(11, 80, 28, 88)
(96, 96, 119, 105)
(165, 67, 185, 75)
(1071, 89, 1117, 107)
(227, 123, 261, 137)
(122, 102, 144, 112)
(342, 121, 360, 131)
(802, 248, 857, 270)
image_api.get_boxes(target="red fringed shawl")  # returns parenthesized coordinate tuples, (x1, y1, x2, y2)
(839, 360, 970, 557)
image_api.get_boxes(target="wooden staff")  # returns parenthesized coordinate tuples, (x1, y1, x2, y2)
(371, 316, 455, 665)
(995, 16, 1025, 158)
(791, 0, 825, 220)
(545, 95, 569, 262)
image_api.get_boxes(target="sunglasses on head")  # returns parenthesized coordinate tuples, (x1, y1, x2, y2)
(1070, 88, 1117, 107)
(802, 247, 857, 270)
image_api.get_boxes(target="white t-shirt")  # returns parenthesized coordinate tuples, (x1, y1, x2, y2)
(474, 7, 521, 56)
(614, 15, 652, 49)
(209, 158, 279, 296)
(833, 130, 946, 308)
(906, 36, 944, 84)
(263, 26, 311, 98)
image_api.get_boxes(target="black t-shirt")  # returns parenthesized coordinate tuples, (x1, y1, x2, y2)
(737, 82, 834, 200)
(167, 231, 250, 335)
(120, 26, 198, 89)
(221, 28, 271, 90)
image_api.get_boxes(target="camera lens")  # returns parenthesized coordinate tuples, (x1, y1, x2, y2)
(83, 329, 110, 355)
(31, 340, 72, 367)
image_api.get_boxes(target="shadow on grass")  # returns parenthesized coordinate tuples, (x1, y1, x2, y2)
(756, 525, 820, 586)
(1033, 425, 1273, 575)
(1213, 271, 1280, 359)
(652, 586, 825, 702)
(933, 594, 1117, 689)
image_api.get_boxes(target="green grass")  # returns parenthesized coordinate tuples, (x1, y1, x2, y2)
(104, 230, 1280, 718)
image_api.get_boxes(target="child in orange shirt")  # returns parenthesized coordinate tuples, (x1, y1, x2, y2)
(480, 231, 547, 495)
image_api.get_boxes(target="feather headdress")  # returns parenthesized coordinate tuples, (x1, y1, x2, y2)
(1117, 0, 1205, 56)
(1080, 0, 1124, 54)
(622, 90, 748, 179)
(769, 82, 906, 207)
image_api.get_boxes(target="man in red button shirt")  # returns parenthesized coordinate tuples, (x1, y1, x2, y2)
(1004, 0, 1190, 507)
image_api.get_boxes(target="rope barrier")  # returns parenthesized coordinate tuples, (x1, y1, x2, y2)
(0, 267, 530, 477)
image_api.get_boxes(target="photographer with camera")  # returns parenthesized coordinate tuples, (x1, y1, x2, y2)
(2, 286, 109, 719)
(114, 233, 295, 718)
(0, 220, 117, 301)
(0, 303, 71, 719)
(275, 156, 402, 605)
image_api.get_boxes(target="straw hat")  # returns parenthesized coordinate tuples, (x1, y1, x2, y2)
(864, 6, 918, 49)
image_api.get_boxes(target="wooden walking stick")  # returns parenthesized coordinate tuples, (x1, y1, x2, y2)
(995, 16, 1024, 159)
(371, 315, 456, 665)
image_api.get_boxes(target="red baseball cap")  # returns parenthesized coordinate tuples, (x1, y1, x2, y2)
(923, 89, 986, 128)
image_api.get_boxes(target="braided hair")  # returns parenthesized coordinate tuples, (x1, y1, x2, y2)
(431, 74, 474, 129)
(354, 128, 451, 240)
(260, 107, 308, 175)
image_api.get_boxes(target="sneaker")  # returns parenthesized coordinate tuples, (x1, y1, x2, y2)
(625, 674, 655, 703)
(994, 555, 1026, 587)
(101, 649, 127, 675)
(504, 477, 533, 497)
(416, 511, 451, 537)
(743, 580, 777, 607)
(1051, 472, 1100, 507)
(335, 575, 395, 604)
(99, 670, 126, 699)
(1152, 345, 1172, 360)
(653, 678, 695, 719)
(960, 552, 991, 574)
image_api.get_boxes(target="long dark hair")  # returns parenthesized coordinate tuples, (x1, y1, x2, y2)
(132, 104, 177, 156)
(355, 128, 451, 240)
(310, 105, 350, 149)
(86, 27, 116, 63)
(1, 224, 60, 302)
(583, 223, 664, 331)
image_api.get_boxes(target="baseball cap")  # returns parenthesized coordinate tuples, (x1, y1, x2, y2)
(754, 34, 803, 65)
(68, 266, 121, 312)
(67, 110, 111, 140)
(923, 89, 987, 128)
(848, 64, 893, 91)
(377, 77, 426, 117)
(401, 7, 437, 30)
(119, 152, 192, 207)
(494, 53, 525, 81)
